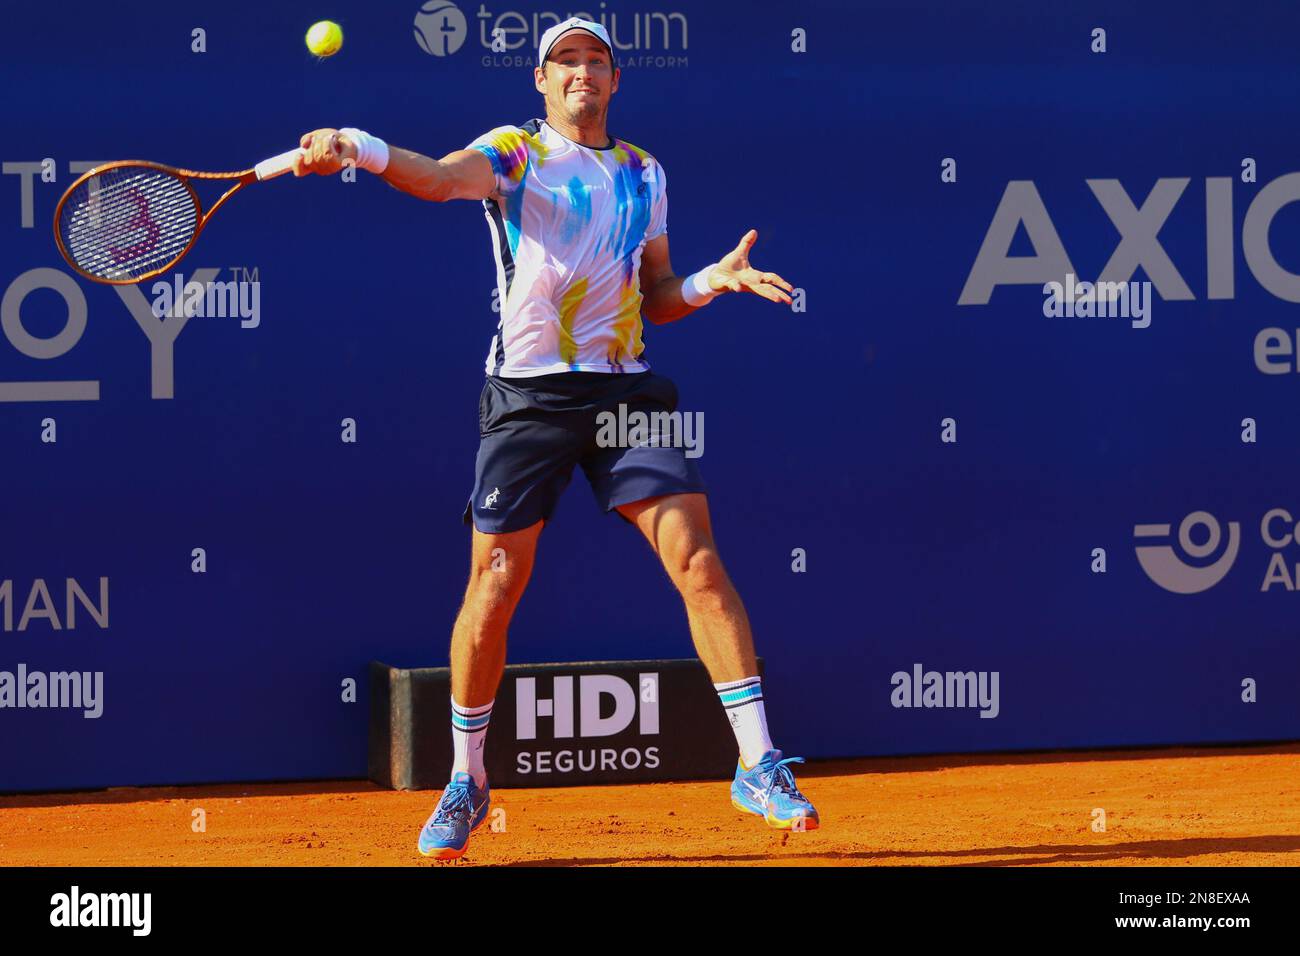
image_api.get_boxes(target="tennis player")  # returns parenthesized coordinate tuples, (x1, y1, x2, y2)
(295, 17, 818, 860)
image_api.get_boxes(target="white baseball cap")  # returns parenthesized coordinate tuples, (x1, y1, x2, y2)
(538, 17, 613, 64)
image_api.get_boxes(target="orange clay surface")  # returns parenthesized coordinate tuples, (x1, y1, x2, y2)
(2, 744, 1297, 867)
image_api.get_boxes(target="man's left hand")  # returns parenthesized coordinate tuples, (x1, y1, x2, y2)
(709, 229, 794, 305)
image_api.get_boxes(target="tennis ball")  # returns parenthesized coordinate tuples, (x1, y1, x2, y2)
(306, 20, 344, 57)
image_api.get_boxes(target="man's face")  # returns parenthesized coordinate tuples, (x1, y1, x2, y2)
(535, 31, 619, 126)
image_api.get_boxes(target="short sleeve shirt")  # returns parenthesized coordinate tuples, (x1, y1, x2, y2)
(467, 118, 667, 376)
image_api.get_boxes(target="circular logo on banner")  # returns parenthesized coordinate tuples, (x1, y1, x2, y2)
(414, 1, 467, 56)
(1134, 511, 1241, 594)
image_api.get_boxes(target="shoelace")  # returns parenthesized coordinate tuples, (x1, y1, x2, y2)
(761, 756, 808, 805)
(430, 784, 474, 826)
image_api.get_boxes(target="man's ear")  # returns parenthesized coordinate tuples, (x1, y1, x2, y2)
(611, 67, 620, 95)
(534, 65, 547, 95)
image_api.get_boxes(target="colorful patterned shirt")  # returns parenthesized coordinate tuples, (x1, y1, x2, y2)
(467, 118, 668, 376)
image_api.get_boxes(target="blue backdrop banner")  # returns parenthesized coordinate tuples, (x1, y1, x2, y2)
(2, 0, 1298, 791)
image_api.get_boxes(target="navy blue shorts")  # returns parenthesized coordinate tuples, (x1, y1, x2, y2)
(464, 371, 707, 534)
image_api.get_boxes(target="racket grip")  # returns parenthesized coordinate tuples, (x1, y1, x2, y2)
(254, 148, 305, 181)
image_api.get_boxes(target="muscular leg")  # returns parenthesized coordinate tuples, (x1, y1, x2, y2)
(419, 519, 544, 856)
(615, 493, 756, 682)
(615, 492, 816, 827)
(450, 519, 544, 707)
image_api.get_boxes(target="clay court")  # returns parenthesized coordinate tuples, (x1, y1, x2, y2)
(3, 744, 1296, 867)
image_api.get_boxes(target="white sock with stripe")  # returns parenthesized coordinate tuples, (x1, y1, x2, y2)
(451, 697, 493, 789)
(714, 676, 773, 769)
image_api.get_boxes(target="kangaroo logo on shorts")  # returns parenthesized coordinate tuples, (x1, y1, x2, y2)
(1135, 510, 1241, 594)
(483, 487, 501, 510)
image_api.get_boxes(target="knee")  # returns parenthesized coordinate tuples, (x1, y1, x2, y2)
(462, 562, 526, 620)
(671, 547, 731, 608)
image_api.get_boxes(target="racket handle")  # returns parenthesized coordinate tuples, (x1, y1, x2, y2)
(254, 148, 305, 181)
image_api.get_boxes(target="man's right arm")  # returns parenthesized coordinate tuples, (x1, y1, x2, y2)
(293, 128, 496, 202)
(381, 146, 497, 202)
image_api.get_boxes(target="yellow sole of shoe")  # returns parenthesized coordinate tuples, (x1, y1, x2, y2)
(732, 796, 820, 830)
(420, 844, 467, 860)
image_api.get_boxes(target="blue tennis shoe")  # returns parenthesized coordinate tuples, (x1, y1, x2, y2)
(731, 750, 820, 830)
(418, 772, 491, 859)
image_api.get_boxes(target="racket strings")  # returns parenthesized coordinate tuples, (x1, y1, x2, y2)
(63, 175, 196, 277)
(68, 191, 195, 272)
(58, 167, 200, 281)
(71, 205, 196, 277)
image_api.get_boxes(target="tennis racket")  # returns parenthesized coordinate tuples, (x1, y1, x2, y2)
(53, 148, 306, 285)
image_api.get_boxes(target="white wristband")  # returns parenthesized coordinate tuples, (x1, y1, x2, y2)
(339, 128, 390, 174)
(682, 263, 720, 307)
